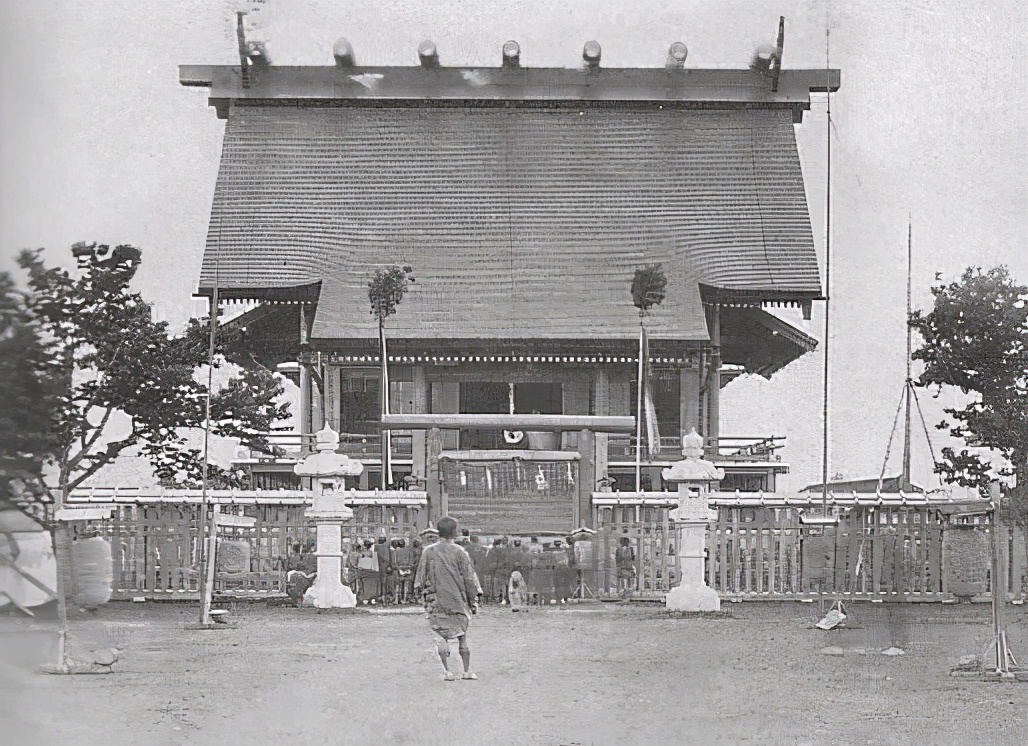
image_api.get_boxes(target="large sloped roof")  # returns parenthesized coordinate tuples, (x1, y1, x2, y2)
(186, 64, 837, 343)
(201, 103, 818, 341)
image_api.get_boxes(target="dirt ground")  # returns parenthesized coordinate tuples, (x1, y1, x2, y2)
(2, 600, 1027, 746)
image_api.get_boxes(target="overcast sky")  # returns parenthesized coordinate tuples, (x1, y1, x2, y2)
(2, 0, 1025, 491)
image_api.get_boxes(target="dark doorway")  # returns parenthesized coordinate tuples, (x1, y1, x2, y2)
(514, 382, 562, 414)
(457, 381, 564, 449)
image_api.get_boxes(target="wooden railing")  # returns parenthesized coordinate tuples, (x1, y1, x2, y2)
(244, 431, 785, 465)
(241, 432, 414, 460)
(606, 434, 786, 463)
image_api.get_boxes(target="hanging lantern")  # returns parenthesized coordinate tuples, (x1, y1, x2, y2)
(70, 535, 113, 609)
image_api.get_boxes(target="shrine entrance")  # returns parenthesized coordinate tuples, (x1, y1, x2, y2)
(381, 412, 635, 533)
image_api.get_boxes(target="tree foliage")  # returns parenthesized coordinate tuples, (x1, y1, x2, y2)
(631, 264, 667, 315)
(368, 265, 415, 323)
(0, 243, 290, 522)
(911, 265, 1028, 524)
(0, 273, 65, 520)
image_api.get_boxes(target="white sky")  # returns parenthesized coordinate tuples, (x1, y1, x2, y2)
(2, 0, 1026, 491)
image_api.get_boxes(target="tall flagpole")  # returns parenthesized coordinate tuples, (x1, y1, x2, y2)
(901, 219, 913, 490)
(635, 319, 644, 492)
(819, 26, 833, 519)
(380, 314, 391, 489)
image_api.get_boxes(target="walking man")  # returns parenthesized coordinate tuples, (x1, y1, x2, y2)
(414, 516, 482, 681)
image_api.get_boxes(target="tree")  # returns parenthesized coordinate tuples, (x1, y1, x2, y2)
(910, 265, 1028, 528)
(368, 265, 415, 489)
(630, 263, 667, 490)
(631, 263, 667, 315)
(0, 273, 64, 521)
(0, 243, 290, 523)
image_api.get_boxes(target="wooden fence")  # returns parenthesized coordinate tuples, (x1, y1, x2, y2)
(63, 490, 1027, 603)
(66, 502, 313, 599)
(591, 504, 680, 598)
(64, 490, 426, 600)
(589, 499, 1028, 603)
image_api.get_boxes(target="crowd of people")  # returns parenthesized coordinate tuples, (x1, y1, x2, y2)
(283, 528, 596, 607)
(279, 526, 655, 608)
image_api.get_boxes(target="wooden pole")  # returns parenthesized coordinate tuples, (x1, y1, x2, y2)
(53, 489, 70, 670)
(901, 220, 913, 490)
(820, 28, 833, 518)
(198, 284, 218, 626)
(635, 321, 644, 492)
(990, 482, 1008, 674)
(200, 506, 218, 625)
(380, 314, 391, 489)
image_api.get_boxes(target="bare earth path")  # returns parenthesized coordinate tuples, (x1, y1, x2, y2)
(2, 602, 1026, 745)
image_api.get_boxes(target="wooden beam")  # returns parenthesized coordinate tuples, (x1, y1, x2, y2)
(439, 450, 580, 462)
(179, 65, 841, 109)
(380, 413, 635, 433)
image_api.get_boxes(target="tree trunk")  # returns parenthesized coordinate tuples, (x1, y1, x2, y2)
(52, 475, 71, 669)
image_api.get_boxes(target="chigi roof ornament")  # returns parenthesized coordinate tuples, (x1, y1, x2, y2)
(751, 16, 786, 92)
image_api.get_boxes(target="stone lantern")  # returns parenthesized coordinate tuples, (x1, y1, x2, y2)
(661, 427, 723, 612)
(294, 424, 364, 609)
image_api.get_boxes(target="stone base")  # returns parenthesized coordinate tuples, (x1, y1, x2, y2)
(664, 582, 720, 612)
(309, 578, 357, 609)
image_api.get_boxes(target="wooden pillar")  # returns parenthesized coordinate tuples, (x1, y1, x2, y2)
(324, 363, 340, 432)
(593, 368, 610, 491)
(308, 352, 324, 432)
(299, 361, 311, 439)
(299, 306, 312, 440)
(411, 365, 429, 484)
(707, 306, 721, 459)
(680, 366, 700, 436)
(578, 428, 596, 529)
(426, 427, 444, 522)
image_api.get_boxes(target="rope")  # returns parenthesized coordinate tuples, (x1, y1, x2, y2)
(911, 386, 940, 483)
(878, 385, 907, 492)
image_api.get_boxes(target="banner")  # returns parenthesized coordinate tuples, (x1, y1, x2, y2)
(641, 327, 661, 456)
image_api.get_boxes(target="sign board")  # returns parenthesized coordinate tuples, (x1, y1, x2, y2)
(56, 507, 115, 522)
(442, 460, 578, 534)
(215, 513, 258, 528)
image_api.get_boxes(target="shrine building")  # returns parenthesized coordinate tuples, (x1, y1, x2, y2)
(180, 37, 840, 536)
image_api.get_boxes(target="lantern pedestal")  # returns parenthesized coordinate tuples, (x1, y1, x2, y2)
(295, 424, 364, 609)
(662, 428, 722, 612)
(665, 488, 720, 612)
(307, 513, 357, 609)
